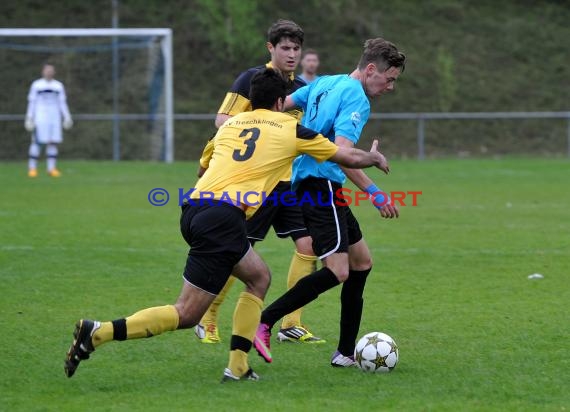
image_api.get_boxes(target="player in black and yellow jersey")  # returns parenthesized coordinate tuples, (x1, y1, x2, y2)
(195, 19, 324, 345)
(64, 68, 391, 382)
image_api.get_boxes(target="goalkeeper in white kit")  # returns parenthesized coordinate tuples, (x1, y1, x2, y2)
(25, 63, 73, 177)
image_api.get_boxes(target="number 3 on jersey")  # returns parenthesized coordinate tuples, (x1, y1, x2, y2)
(233, 127, 260, 161)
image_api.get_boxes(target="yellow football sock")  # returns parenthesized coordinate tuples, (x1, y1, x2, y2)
(281, 252, 317, 329)
(92, 322, 113, 347)
(92, 305, 179, 348)
(228, 292, 263, 377)
(200, 275, 236, 325)
(229, 350, 249, 377)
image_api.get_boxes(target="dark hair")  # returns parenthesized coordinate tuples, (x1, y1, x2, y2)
(267, 19, 304, 46)
(250, 68, 288, 110)
(302, 48, 318, 58)
(357, 38, 406, 72)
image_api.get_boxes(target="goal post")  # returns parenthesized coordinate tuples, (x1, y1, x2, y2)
(0, 28, 174, 163)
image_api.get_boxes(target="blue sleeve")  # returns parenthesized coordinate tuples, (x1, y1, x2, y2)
(291, 84, 310, 110)
(333, 89, 370, 144)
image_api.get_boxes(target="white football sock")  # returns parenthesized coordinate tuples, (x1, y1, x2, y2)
(46, 144, 58, 172)
(28, 142, 40, 170)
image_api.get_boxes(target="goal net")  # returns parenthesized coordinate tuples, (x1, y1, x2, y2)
(0, 29, 173, 162)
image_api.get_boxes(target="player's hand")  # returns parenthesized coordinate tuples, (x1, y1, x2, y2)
(63, 117, 73, 130)
(24, 117, 35, 132)
(369, 139, 390, 175)
(379, 202, 399, 219)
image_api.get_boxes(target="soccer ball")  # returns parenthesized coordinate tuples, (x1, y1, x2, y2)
(354, 332, 399, 373)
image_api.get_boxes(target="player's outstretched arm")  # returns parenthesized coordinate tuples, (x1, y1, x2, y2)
(336, 136, 399, 219)
(330, 139, 386, 170)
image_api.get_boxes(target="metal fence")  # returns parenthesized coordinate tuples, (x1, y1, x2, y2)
(366, 111, 570, 159)
(2, 111, 569, 159)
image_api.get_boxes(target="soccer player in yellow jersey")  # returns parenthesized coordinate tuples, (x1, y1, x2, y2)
(64, 68, 391, 382)
(195, 19, 324, 345)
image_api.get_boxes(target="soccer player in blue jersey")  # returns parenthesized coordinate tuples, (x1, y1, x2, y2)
(254, 38, 406, 367)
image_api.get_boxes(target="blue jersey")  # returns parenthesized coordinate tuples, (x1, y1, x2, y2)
(291, 74, 370, 189)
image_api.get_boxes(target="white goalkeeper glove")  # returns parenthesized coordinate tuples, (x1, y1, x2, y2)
(24, 117, 35, 132)
(63, 117, 73, 130)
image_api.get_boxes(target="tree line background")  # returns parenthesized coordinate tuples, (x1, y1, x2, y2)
(0, 0, 569, 160)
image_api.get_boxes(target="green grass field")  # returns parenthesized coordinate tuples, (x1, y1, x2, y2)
(1, 159, 568, 411)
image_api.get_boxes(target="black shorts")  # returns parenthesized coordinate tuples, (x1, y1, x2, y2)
(179, 202, 250, 295)
(296, 177, 363, 258)
(246, 181, 309, 243)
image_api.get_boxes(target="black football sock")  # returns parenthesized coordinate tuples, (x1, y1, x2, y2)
(338, 268, 371, 356)
(261, 267, 339, 328)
